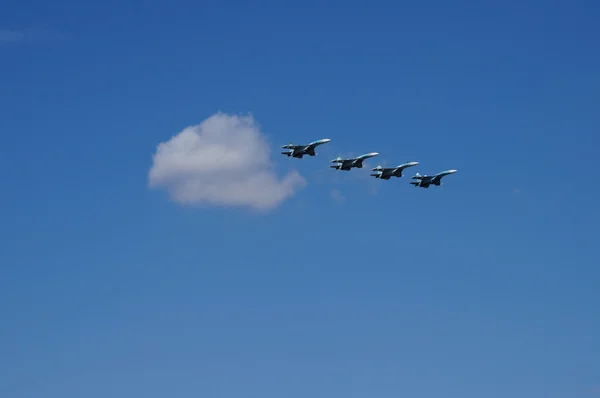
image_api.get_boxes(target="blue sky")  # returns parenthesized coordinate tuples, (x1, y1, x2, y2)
(1, 0, 599, 396)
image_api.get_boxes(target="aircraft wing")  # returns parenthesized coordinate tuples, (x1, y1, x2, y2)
(394, 162, 419, 176)
(398, 161, 419, 170)
(355, 152, 379, 160)
(431, 170, 456, 185)
(308, 138, 331, 147)
(392, 167, 404, 177)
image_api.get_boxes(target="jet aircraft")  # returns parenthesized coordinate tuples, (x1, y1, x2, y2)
(330, 152, 379, 171)
(371, 161, 419, 180)
(281, 138, 331, 158)
(410, 169, 457, 188)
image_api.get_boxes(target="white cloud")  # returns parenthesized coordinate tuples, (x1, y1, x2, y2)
(148, 112, 306, 211)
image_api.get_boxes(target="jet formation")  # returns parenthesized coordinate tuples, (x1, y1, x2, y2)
(281, 138, 457, 188)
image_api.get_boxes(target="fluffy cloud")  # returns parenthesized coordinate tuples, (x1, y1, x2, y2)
(148, 112, 306, 211)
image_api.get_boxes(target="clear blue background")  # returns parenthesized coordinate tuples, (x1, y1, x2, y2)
(1, 0, 599, 397)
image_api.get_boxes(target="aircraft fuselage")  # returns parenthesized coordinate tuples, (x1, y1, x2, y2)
(330, 152, 378, 171)
(281, 138, 331, 159)
(410, 169, 457, 188)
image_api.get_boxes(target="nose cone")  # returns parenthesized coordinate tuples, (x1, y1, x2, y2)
(368, 152, 379, 157)
(408, 161, 419, 166)
(320, 138, 331, 143)
(448, 169, 457, 174)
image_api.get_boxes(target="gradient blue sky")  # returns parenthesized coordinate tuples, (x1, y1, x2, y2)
(2, 1, 599, 397)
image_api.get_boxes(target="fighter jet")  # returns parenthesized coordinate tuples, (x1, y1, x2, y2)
(371, 161, 419, 180)
(330, 152, 379, 171)
(410, 169, 457, 188)
(281, 138, 331, 158)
